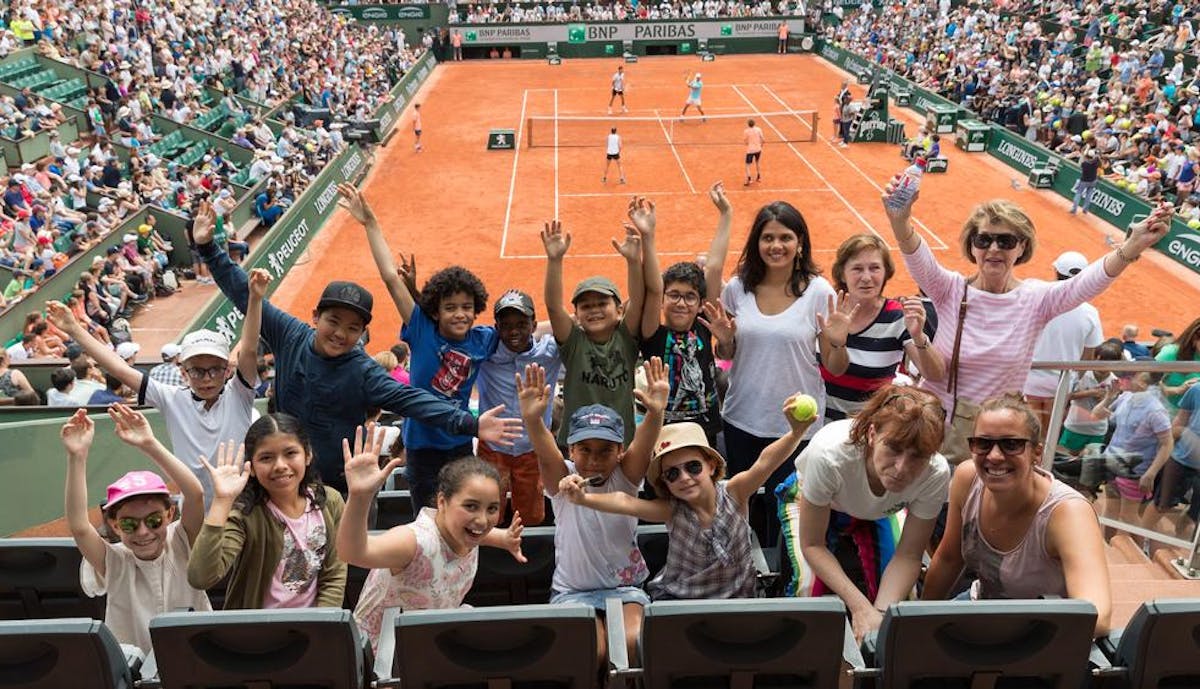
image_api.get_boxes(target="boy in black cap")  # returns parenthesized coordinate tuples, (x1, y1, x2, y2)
(190, 202, 520, 493)
(542, 218, 645, 447)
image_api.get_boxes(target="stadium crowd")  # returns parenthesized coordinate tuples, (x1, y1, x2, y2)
(827, 0, 1200, 212)
(452, 0, 798, 23)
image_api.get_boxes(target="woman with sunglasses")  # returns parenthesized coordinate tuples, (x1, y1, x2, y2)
(923, 393, 1112, 637)
(777, 385, 949, 643)
(882, 188, 1172, 463)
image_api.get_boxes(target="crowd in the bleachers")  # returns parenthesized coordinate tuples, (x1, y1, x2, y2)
(451, 0, 797, 23)
(827, 0, 1200, 213)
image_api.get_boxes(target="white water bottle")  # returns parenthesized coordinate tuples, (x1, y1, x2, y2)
(886, 158, 926, 210)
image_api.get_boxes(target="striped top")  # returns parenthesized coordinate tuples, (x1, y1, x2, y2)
(905, 240, 1114, 412)
(819, 298, 922, 421)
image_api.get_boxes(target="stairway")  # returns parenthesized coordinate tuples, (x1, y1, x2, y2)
(1106, 534, 1200, 628)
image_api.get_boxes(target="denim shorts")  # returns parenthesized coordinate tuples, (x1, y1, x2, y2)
(550, 586, 649, 610)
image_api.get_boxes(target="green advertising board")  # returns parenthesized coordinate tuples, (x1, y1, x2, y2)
(328, 4, 431, 20)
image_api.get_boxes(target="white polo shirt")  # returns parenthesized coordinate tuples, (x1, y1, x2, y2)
(140, 372, 258, 507)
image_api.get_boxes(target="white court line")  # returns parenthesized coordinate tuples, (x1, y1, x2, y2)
(552, 106, 759, 116)
(499, 90, 529, 259)
(654, 108, 696, 194)
(758, 84, 948, 250)
(731, 85, 887, 246)
(561, 188, 833, 198)
(554, 89, 560, 218)
(503, 248, 843, 259)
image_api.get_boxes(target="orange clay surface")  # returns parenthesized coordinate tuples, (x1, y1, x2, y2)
(270, 54, 1200, 346)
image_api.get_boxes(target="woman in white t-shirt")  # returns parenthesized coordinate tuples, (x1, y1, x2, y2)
(776, 385, 949, 643)
(707, 200, 833, 543)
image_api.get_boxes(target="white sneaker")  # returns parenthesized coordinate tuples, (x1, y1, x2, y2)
(607, 107, 612, 115)
(621, 106, 628, 113)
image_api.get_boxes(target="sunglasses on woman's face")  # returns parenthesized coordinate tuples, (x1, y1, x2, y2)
(971, 232, 1021, 251)
(663, 459, 705, 484)
(967, 437, 1030, 456)
(116, 511, 166, 533)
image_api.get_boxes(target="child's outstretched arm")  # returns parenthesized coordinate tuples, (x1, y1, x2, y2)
(727, 394, 812, 507)
(45, 301, 143, 393)
(516, 363, 569, 495)
(613, 222, 645, 335)
(109, 403, 205, 543)
(336, 425, 419, 570)
(61, 409, 108, 576)
(628, 196, 662, 340)
(336, 183, 416, 323)
(541, 220, 574, 343)
(621, 356, 669, 483)
(703, 182, 733, 303)
(238, 268, 269, 388)
(187, 440, 250, 590)
(557, 474, 671, 522)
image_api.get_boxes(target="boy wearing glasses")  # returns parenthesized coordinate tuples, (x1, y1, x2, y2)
(45, 300, 258, 508)
(64, 405, 212, 654)
(634, 184, 733, 446)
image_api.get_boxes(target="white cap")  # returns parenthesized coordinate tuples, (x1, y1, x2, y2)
(116, 341, 141, 361)
(180, 329, 231, 362)
(1052, 251, 1088, 277)
(160, 343, 182, 360)
(122, 233, 137, 243)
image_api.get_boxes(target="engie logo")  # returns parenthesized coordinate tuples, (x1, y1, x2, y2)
(395, 6, 425, 18)
(361, 7, 388, 19)
(1167, 232, 1200, 270)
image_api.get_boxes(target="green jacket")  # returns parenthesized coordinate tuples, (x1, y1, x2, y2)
(188, 485, 346, 609)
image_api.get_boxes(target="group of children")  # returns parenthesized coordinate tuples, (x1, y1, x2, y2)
(58, 178, 816, 670)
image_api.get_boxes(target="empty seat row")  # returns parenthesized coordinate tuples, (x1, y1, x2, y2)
(1, 599, 1196, 689)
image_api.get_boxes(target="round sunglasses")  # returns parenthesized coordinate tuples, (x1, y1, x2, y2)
(663, 459, 705, 484)
(116, 511, 167, 533)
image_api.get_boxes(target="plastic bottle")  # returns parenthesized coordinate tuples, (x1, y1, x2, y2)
(886, 157, 926, 210)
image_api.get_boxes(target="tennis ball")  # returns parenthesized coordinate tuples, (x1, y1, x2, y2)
(790, 394, 818, 423)
(1083, 130, 1093, 139)
(1188, 218, 1200, 229)
(1053, 120, 1062, 129)
(1105, 114, 1115, 124)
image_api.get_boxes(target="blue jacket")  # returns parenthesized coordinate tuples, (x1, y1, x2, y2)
(199, 242, 479, 491)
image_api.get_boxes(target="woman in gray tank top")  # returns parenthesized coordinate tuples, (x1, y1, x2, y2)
(922, 393, 1112, 637)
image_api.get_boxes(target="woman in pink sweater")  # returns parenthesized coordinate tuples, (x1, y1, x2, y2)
(881, 187, 1172, 464)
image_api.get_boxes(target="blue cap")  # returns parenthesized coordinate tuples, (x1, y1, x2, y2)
(567, 404, 624, 445)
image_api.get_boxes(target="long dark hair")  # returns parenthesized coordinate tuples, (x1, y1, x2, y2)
(735, 201, 819, 296)
(1176, 316, 1200, 362)
(234, 413, 326, 513)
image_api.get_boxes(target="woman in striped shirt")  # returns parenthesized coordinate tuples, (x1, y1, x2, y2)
(818, 234, 945, 422)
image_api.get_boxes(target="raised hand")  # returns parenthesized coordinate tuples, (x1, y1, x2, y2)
(612, 223, 642, 262)
(541, 220, 571, 260)
(44, 300, 78, 333)
(336, 182, 376, 225)
(502, 510, 527, 563)
(477, 405, 522, 448)
(60, 408, 95, 457)
(900, 296, 927, 342)
(626, 196, 656, 238)
(781, 393, 816, 434)
(342, 423, 401, 497)
(634, 356, 669, 417)
(698, 300, 736, 345)
(200, 440, 249, 502)
(558, 474, 587, 504)
(398, 253, 418, 298)
(109, 403, 158, 450)
(192, 201, 216, 245)
(515, 363, 550, 421)
(816, 292, 860, 347)
(708, 180, 731, 214)
(248, 268, 271, 300)
(1126, 202, 1173, 250)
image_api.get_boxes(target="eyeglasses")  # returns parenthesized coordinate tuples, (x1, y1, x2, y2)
(663, 459, 705, 483)
(971, 232, 1021, 251)
(967, 437, 1031, 456)
(185, 365, 226, 380)
(664, 291, 700, 306)
(116, 511, 166, 533)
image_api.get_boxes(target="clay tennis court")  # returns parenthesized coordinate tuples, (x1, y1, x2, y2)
(270, 54, 1200, 343)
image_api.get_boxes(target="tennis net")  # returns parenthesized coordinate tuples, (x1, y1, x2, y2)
(526, 110, 819, 148)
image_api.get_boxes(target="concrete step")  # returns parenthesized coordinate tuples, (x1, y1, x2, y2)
(1107, 534, 1150, 564)
(1111, 579, 1200, 629)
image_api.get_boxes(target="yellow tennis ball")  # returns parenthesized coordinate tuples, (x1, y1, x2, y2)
(1082, 130, 1093, 139)
(790, 394, 818, 422)
(1105, 114, 1115, 124)
(1188, 218, 1200, 229)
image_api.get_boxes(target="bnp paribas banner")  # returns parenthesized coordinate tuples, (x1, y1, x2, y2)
(462, 18, 804, 45)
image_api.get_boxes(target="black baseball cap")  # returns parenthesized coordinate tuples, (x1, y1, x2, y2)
(494, 290, 535, 317)
(317, 281, 373, 325)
